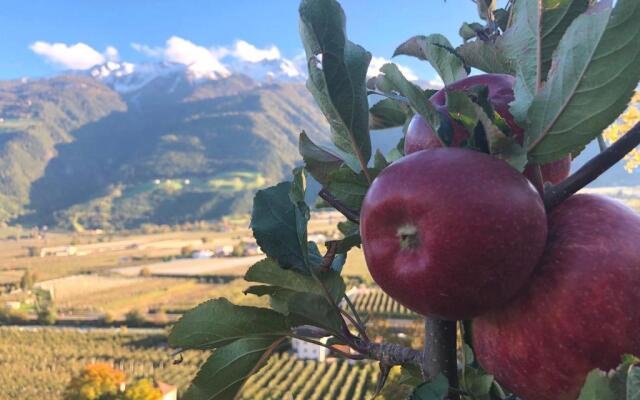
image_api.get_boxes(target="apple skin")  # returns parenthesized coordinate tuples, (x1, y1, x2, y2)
(473, 194, 640, 400)
(523, 157, 572, 185)
(404, 112, 469, 154)
(360, 148, 548, 320)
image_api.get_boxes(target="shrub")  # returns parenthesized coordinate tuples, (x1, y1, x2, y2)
(180, 245, 193, 258)
(19, 270, 37, 291)
(64, 362, 125, 400)
(0, 307, 29, 324)
(124, 309, 146, 327)
(122, 379, 162, 400)
(37, 305, 57, 326)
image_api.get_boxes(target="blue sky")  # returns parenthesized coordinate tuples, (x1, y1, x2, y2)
(0, 0, 490, 81)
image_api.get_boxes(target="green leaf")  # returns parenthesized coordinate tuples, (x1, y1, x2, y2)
(501, 0, 608, 127)
(251, 182, 309, 272)
(459, 22, 484, 42)
(299, 0, 372, 173)
(373, 149, 390, 170)
(578, 370, 619, 400)
(326, 167, 371, 210)
(380, 63, 452, 146)
(461, 368, 494, 398)
(578, 357, 640, 400)
(398, 364, 423, 387)
(168, 299, 289, 350)
(289, 167, 307, 205)
(540, 0, 590, 78)
(286, 292, 345, 335)
(336, 220, 361, 253)
(528, 0, 640, 162)
(628, 365, 640, 400)
(462, 344, 475, 367)
(475, 103, 527, 171)
(494, 8, 509, 31)
(244, 258, 346, 301)
(290, 168, 310, 268)
(477, 0, 496, 21)
(445, 90, 480, 135)
(499, 0, 543, 123)
(243, 285, 296, 315)
(394, 34, 468, 84)
(299, 131, 343, 186)
(386, 134, 406, 162)
(183, 336, 281, 400)
(370, 98, 412, 130)
(456, 39, 513, 75)
(445, 90, 526, 170)
(411, 373, 449, 400)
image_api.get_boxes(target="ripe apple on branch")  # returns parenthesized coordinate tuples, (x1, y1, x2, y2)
(167, 0, 640, 399)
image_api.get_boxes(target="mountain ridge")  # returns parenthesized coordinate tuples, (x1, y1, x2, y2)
(0, 66, 636, 230)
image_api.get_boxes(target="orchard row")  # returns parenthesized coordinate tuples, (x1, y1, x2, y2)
(0, 328, 388, 399)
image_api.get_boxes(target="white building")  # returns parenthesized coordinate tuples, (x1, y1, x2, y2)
(191, 250, 213, 259)
(157, 382, 177, 400)
(291, 337, 331, 361)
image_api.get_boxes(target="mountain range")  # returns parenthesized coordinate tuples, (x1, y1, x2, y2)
(0, 61, 635, 230)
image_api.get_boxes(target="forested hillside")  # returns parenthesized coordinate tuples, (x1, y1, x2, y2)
(0, 72, 328, 229)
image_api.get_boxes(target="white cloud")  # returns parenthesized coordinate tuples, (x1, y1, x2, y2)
(232, 40, 280, 63)
(427, 75, 445, 89)
(367, 56, 418, 81)
(163, 36, 230, 78)
(104, 46, 119, 62)
(131, 42, 163, 58)
(30, 41, 107, 70)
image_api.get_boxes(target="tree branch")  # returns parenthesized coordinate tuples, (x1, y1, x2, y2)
(423, 317, 459, 398)
(319, 188, 360, 223)
(544, 122, 640, 210)
(351, 337, 424, 370)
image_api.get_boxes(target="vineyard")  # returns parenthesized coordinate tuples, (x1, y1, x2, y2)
(0, 327, 382, 399)
(0, 327, 204, 399)
(239, 353, 376, 400)
(350, 288, 418, 319)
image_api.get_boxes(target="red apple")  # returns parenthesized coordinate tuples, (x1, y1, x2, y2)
(404, 74, 523, 155)
(404, 112, 469, 154)
(404, 73, 572, 185)
(360, 148, 548, 320)
(473, 194, 640, 400)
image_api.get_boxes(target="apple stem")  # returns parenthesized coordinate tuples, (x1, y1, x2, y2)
(423, 317, 460, 398)
(318, 188, 360, 223)
(544, 122, 640, 210)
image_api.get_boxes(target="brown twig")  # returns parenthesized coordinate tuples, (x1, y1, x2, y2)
(318, 188, 360, 223)
(544, 122, 640, 210)
(319, 240, 339, 272)
(342, 294, 369, 342)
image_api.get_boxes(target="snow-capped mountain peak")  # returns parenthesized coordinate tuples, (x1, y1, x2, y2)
(88, 52, 306, 94)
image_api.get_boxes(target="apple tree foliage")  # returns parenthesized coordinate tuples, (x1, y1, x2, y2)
(168, 0, 640, 399)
